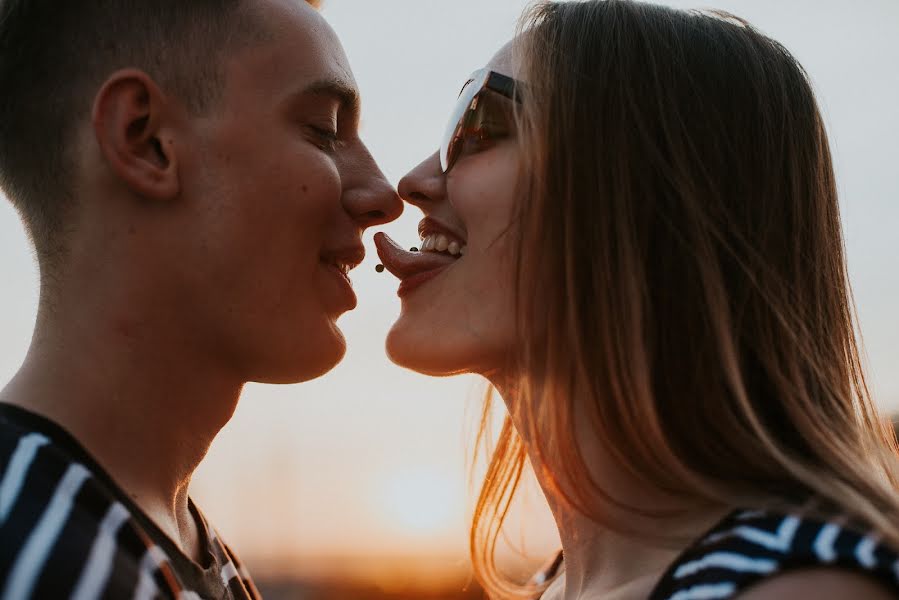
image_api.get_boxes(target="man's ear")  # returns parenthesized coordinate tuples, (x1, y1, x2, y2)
(92, 69, 181, 201)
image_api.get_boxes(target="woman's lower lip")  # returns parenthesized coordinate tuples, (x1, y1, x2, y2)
(397, 265, 450, 297)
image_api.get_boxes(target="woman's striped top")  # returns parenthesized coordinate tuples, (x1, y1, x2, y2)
(648, 507, 899, 599)
(532, 507, 899, 599)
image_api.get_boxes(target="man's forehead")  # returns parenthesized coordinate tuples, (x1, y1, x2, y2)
(259, 0, 323, 22)
(240, 0, 359, 101)
(255, 0, 337, 48)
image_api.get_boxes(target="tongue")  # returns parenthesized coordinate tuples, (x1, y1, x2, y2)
(374, 232, 457, 279)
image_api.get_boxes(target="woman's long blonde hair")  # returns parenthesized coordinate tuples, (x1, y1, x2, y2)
(470, 2, 899, 598)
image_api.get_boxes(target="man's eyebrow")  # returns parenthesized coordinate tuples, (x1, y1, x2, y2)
(301, 78, 360, 113)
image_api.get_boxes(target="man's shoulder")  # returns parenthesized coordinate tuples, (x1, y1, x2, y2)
(0, 410, 110, 528)
(0, 412, 260, 599)
(0, 414, 165, 598)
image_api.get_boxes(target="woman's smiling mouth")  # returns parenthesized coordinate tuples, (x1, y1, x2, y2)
(373, 231, 464, 297)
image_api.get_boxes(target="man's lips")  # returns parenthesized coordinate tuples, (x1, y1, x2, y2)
(373, 232, 457, 281)
(320, 261, 357, 311)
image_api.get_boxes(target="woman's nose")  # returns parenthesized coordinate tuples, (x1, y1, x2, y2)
(398, 152, 445, 210)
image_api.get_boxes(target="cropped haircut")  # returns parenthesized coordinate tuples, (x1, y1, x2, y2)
(0, 0, 269, 264)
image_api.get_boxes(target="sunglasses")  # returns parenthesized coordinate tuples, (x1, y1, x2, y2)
(439, 68, 523, 173)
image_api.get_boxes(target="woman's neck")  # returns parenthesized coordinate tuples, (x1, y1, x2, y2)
(492, 381, 730, 599)
(539, 491, 728, 599)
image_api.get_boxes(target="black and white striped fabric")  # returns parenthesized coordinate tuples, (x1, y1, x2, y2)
(0, 403, 261, 599)
(530, 508, 899, 599)
(648, 507, 899, 599)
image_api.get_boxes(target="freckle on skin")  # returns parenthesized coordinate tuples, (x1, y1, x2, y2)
(301, 184, 308, 193)
(114, 319, 135, 339)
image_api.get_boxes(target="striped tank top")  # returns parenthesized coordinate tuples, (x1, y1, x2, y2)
(648, 507, 899, 598)
(532, 507, 899, 599)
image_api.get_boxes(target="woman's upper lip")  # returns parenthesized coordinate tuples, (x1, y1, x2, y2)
(418, 217, 466, 244)
(373, 232, 456, 280)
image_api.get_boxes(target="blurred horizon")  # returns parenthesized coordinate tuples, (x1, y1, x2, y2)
(0, 0, 897, 597)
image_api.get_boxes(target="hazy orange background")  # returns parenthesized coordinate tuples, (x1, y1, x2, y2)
(0, 0, 897, 596)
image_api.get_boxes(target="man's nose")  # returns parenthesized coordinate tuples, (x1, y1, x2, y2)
(342, 145, 403, 229)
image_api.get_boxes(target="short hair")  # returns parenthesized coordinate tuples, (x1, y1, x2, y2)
(0, 0, 269, 263)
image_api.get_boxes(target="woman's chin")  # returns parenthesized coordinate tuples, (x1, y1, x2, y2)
(385, 323, 486, 378)
(385, 333, 455, 377)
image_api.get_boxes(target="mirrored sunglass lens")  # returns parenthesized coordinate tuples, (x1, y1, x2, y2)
(440, 80, 480, 172)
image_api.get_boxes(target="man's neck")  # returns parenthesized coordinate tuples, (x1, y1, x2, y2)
(0, 311, 244, 562)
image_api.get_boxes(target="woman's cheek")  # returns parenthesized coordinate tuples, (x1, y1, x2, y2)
(451, 153, 520, 234)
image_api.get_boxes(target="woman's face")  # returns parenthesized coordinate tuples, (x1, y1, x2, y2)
(376, 42, 523, 378)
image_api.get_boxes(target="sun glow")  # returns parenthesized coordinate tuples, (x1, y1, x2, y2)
(377, 469, 463, 538)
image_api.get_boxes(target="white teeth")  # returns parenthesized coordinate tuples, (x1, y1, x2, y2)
(324, 258, 353, 276)
(418, 233, 467, 257)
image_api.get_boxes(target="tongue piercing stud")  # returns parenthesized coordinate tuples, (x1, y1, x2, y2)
(376, 245, 418, 273)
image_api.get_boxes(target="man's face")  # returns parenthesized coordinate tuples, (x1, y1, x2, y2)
(171, 0, 401, 383)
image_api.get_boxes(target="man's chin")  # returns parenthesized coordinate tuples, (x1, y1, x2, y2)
(252, 327, 347, 384)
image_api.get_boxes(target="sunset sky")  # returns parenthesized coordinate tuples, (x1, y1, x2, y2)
(0, 0, 897, 586)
